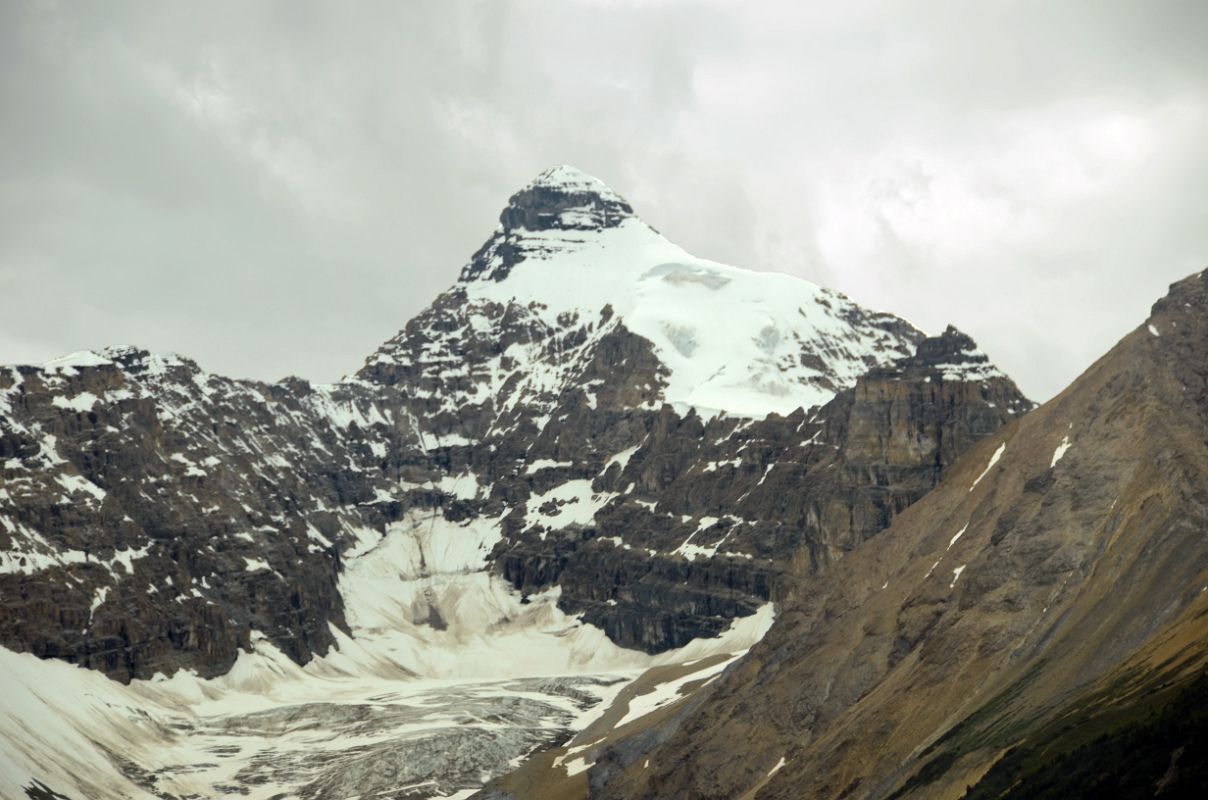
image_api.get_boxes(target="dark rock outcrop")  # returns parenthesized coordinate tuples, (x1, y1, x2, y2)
(461, 166, 636, 283)
(0, 348, 403, 680)
(488, 326, 1032, 650)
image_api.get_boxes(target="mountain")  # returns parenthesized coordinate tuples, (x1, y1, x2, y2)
(0, 167, 1030, 799)
(0, 166, 1027, 681)
(0, 346, 407, 680)
(344, 164, 1030, 654)
(495, 322, 1029, 653)
(360, 166, 924, 422)
(553, 269, 1208, 800)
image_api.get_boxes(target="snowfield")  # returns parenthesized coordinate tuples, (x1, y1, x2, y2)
(463, 196, 917, 419)
(0, 505, 774, 800)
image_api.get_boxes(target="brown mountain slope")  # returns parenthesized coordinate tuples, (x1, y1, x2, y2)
(587, 268, 1208, 800)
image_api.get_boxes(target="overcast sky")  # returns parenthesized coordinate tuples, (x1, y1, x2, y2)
(2, 1, 1205, 401)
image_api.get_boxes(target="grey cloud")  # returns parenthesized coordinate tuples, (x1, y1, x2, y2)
(2, 0, 1205, 401)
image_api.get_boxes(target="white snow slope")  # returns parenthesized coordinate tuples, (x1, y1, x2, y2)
(0, 505, 774, 800)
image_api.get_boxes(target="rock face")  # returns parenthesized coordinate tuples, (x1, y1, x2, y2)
(494, 325, 1031, 652)
(0, 166, 1031, 684)
(0, 347, 403, 681)
(584, 269, 1208, 800)
(464, 165, 637, 282)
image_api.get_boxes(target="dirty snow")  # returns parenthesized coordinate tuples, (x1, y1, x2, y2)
(0, 505, 776, 800)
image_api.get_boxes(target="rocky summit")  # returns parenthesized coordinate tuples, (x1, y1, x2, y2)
(1, 166, 1055, 799)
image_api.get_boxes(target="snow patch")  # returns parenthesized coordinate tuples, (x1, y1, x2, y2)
(43, 351, 114, 369)
(525, 480, 611, 531)
(969, 443, 1006, 491)
(1050, 435, 1071, 468)
(525, 458, 572, 474)
(51, 392, 100, 412)
(55, 472, 106, 503)
(614, 651, 745, 728)
(603, 445, 639, 473)
(436, 472, 481, 500)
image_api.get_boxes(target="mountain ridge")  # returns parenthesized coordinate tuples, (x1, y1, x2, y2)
(1, 167, 1037, 799)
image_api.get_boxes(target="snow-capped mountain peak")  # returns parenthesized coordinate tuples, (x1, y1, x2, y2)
(460, 165, 641, 283)
(0, 161, 1040, 800)
(384, 166, 926, 419)
(499, 165, 635, 234)
(508, 164, 634, 228)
